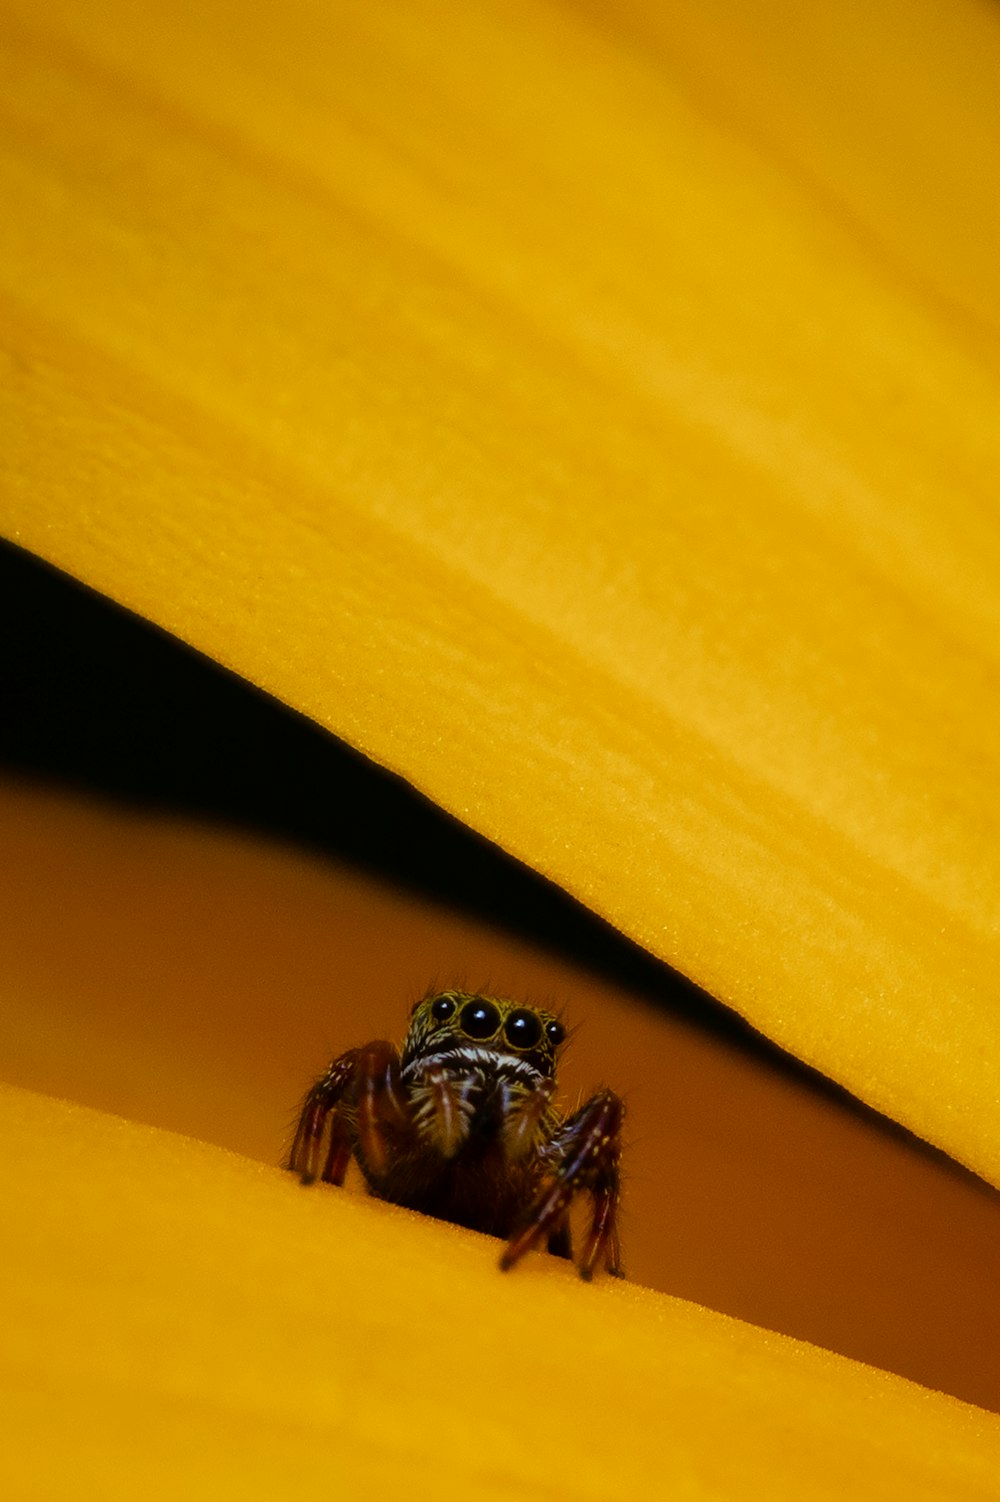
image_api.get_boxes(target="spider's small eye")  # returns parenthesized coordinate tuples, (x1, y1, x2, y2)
(431, 995, 457, 1022)
(504, 1009, 542, 1049)
(545, 1020, 565, 1046)
(460, 999, 502, 1039)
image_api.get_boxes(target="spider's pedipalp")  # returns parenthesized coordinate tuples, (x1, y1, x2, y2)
(407, 1060, 477, 1158)
(501, 1075, 556, 1162)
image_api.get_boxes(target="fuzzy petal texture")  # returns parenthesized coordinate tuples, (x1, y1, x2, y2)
(3, 1082, 1000, 1501)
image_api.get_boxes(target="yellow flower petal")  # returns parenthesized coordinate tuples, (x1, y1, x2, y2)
(2, 0, 998, 1248)
(3, 1081, 999, 1501)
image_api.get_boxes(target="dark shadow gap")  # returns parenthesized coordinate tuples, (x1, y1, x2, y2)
(0, 537, 994, 1200)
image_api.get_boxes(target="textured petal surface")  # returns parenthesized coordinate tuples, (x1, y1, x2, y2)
(3, 1082, 999, 1502)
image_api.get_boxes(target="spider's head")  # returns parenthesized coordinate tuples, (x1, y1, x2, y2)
(403, 991, 566, 1078)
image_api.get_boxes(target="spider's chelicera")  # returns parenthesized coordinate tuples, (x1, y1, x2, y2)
(286, 990, 624, 1280)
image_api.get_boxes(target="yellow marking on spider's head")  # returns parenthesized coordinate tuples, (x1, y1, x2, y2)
(404, 991, 566, 1078)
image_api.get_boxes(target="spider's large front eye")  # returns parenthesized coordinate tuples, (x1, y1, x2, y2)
(460, 999, 501, 1039)
(504, 1009, 542, 1049)
(431, 995, 457, 1022)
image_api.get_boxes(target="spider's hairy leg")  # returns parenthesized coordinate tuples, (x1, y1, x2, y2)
(286, 1047, 363, 1185)
(499, 1088, 624, 1281)
(287, 1041, 411, 1186)
(578, 1173, 625, 1281)
(354, 1040, 410, 1178)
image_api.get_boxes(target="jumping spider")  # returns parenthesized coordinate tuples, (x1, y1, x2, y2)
(287, 990, 624, 1280)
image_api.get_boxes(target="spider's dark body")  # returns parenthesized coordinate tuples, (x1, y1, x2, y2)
(287, 990, 624, 1280)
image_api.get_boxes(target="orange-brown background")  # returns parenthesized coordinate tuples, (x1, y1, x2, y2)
(4, 773, 999, 1413)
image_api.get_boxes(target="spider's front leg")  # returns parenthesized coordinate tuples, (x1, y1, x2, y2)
(286, 1040, 411, 1186)
(499, 1088, 625, 1281)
